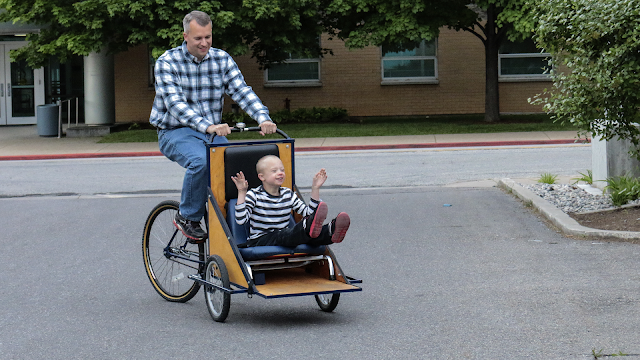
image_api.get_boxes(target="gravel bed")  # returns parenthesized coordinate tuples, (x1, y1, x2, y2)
(524, 183, 617, 214)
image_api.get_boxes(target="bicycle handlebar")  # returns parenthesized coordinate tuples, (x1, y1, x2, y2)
(227, 123, 290, 139)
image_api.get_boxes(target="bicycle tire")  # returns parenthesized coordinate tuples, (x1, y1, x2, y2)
(142, 200, 205, 302)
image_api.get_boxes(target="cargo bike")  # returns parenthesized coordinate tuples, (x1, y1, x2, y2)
(142, 126, 362, 322)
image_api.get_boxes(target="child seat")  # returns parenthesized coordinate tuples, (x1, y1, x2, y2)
(222, 144, 326, 261)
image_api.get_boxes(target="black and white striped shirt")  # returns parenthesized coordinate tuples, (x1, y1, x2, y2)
(235, 185, 320, 240)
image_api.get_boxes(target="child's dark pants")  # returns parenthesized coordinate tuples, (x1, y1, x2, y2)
(249, 221, 333, 247)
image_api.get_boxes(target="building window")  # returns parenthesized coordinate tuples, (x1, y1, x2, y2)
(264, 52, 321, 87)
(499, 38, 551, 81)
(381, 39, 438, 85)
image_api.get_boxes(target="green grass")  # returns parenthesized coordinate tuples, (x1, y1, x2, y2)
(98, 114, 578, 143)
(538, 172, 559, 184)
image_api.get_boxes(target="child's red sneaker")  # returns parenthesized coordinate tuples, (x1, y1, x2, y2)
(305, 202, 328, 238)
(330, 212, 350, 243)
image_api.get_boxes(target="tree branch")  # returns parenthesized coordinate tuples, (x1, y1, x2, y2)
(463, 25, 487, 45)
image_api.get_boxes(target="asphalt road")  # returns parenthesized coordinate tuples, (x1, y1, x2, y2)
(3, 144, 639, 359)
(0, 144, 590, 197)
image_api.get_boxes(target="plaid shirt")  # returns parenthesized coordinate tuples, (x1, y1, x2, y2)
(150, 42, 271, 133)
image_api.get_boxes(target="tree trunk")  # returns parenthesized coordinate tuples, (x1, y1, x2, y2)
(483, 5, 501, 123)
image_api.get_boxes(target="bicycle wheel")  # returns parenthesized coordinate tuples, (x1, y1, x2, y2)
(142, 200, 205, 302)
(204, 255, 231, 322)
(315, 293, 340, 312)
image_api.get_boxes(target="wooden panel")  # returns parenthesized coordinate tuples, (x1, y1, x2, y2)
(255, 268, 360, 297)
(209, 147, 228, 218)
(277, 143, 293, 190)
(208, 200, 248, 288)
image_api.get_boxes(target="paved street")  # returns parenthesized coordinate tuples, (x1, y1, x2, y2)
(2, 144, 639, 359)
(0, 144, 589, 197)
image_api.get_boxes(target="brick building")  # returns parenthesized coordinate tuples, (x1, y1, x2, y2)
(0, 22, 551, 126)
(115, 27, 551, 123)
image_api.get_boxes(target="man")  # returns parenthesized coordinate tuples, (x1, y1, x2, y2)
(150, 10, 277, 242)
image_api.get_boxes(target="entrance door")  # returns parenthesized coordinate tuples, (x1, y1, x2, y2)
(0, 42, 44, 125)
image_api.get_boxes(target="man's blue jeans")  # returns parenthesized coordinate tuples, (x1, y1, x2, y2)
(158, 127, 228, 221)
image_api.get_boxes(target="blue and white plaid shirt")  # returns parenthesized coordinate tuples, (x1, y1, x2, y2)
(150, 42, 271, 133)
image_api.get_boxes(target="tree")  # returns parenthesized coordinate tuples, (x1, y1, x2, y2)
(531, 0, 640, 147)
(326, 0, 536, 122)
(0, 0, 330, 68)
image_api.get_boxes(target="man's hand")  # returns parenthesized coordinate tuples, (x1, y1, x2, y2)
(206, 123, 231, 136)
(259, 121, 277, 136)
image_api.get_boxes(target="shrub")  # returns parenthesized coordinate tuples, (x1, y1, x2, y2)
(571, 170, 593, 185)
(605, 175, 640, 207)
(538, 173, 558, 184)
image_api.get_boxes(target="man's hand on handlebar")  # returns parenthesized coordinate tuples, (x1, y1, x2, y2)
(259, 121, 277, 136)
(206, 123, 231, 136)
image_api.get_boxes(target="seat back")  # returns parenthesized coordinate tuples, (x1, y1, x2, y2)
(223, 144, 280, 201)
(223, 144, 294, 245)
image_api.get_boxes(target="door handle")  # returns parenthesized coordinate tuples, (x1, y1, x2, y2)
(7, 83, 10, 97)
(0, 84, 3, 97)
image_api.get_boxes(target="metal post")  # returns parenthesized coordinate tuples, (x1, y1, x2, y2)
(57, 100, 62, 138)
(66, 99, 71, 129)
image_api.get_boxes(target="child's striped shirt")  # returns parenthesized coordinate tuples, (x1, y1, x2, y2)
(235, 185, 320, 240)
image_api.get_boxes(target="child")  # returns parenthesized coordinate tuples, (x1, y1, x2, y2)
(231, 155, 350, 248)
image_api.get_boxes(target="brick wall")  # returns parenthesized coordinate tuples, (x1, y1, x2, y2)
(114, 45, 156, 122)
(114, 28, 550, 123)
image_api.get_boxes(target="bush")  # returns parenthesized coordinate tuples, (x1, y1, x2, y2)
(605, 175, 640, 207)
(222, 107, 350, 126)
(538, 172, 558, 184)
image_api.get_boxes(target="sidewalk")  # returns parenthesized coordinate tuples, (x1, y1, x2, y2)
(0, 124, 587, 160)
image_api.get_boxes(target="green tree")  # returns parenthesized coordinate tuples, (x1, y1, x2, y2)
(0, 0, 330, 68)
(531, 0, 640, 147)
(327, 0, 536, 122)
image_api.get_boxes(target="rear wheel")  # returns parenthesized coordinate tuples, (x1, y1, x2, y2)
(142, 200, 205, 302)
(315, 293, 340, 312)
(204, 255, 231, 322)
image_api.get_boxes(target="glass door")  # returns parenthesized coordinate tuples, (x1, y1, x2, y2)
(0, 42, 44, 125)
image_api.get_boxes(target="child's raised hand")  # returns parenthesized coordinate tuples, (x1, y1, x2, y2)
(312, 168, 327, 189)
(231, 171, 248, 192)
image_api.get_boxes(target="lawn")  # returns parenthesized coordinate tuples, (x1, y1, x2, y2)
(98, 114, 579, 143)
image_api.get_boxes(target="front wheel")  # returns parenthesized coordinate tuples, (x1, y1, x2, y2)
(142, 200, 205, 302)
(315, 293, 340, 312)
(204, 255, 231, 322)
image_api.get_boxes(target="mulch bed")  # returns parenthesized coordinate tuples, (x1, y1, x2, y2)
(570, 206, 640, 232)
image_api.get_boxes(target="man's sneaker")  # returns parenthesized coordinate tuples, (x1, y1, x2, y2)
(304, 202, 328, 238)
(174, 212, 206, 243)
(329, 212, 350, 243)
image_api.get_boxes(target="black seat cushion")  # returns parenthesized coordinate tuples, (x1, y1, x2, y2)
(223, 144, 279, 201)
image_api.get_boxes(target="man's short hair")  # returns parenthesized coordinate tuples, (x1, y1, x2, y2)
(183, 11, 212, 33)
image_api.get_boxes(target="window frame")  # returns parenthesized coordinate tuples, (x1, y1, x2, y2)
(263, 53, 322, 88)
(498, 40, 552, 82)
(380, 39, 439, 85)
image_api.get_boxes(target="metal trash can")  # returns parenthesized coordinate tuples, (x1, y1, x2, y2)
(37, 104, 60, 137)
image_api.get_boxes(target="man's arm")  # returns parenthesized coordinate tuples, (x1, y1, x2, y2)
(222, 55, 276, 135)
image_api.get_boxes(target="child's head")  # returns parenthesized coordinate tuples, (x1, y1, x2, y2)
(256, 155, 285, 187)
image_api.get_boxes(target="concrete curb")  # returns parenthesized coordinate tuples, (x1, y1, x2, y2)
(498, 178, 640, 241)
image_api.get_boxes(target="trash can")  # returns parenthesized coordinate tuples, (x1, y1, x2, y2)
(37, 104, 60, 137)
